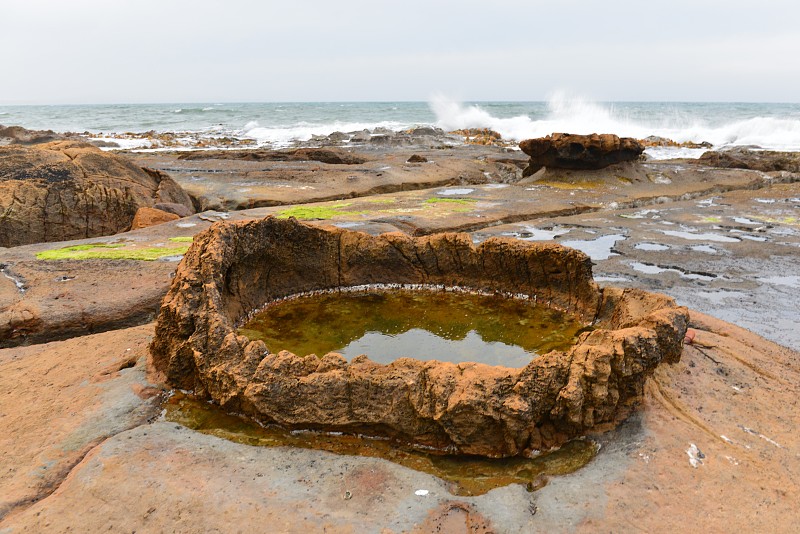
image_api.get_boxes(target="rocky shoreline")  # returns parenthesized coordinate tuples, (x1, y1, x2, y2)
(1, 127, 799, 532)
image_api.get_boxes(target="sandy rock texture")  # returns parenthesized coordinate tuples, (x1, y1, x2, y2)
(1, 312, 797, 533)
(0, 141, 194, 247)
(520, 133, 644, 176)
(150, 217, 687, 456)
(0, 325, 160, 521)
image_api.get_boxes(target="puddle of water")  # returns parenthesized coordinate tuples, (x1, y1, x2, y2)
(629, 262, 716, 281)
(176, 222, 197, 228)
(690, 245, 718, 254)
(738, 234, 768, 242)
(757, 276, 800, 288)
(755, 198, 776, 204)
(163, 393, 598, 497)
(620, 209, 661, 219)
(515, 225, 571, 241)
(332, 221, 363, 228)
(697, 198, 719, 207)
(661, 230, 740, 243)
(239, 289, 586, 367)
(482, 183, 509, 189)
(634, 243, 670, 251)
(695, 290, 748, 305)
(560, 234, 625, 261)
(437, 188, 475, 196)
(732, 217, 759, 225)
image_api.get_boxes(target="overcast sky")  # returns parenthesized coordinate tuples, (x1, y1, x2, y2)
(2, 0, 799, 104)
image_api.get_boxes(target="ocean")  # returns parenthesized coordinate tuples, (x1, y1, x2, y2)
(2, 95, 800, 159)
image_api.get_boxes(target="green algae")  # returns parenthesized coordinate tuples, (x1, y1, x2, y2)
(37, 243, 190, 261)
(164, 392, 598, 496)
(168, 236, 194, 243)
(239, 289, 585, 367)
(276, 203, 367, 220)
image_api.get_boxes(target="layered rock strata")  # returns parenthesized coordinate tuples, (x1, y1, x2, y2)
(0, 141, 194, 246)
(150, 217, 687, 457)
(519, 133, 644, 176)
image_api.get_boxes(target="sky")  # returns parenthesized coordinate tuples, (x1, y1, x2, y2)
(2, 0, 799, 104)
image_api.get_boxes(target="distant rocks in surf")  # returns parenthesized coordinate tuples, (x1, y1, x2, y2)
(0, 141, 195, 247)
(519, 133, 644, 176)
(638, 136, 712, 149)
(307, 126, 461, 149)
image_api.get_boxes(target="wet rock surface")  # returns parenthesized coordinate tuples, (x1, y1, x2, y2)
(520, 133, 644, 176)
(150, 217, 687, 457)
(0, 141, 194, 246)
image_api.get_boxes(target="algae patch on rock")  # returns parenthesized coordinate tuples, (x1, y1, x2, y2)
(37, 242, 190, 261)
(164, 392, 598, 497)
(276, 203, 366, 220)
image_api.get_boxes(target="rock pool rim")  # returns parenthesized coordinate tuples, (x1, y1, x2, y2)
(149, 216, 689, 457)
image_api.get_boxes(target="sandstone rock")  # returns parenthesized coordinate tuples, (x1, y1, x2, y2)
(0, 124, 64, 146)
(149, 217, 688, 457)
(698, 148, 800, 173)
(519, 133, 644, 176)
(177, 147, 367, 165)
(0, 141, 195, 247)
(130, 207, 180, 230)
(407, 154, 428, 163)
(153, 202, 194, 218)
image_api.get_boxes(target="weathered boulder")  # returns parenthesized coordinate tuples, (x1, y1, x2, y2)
(0, 141, 194, 247)
(519, 133, 644, 176)
(0, 125, 64, 146)
(130, 207, 180, 230)
(149, 217, 688, 457)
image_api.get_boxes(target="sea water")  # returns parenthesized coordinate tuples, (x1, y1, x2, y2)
(238, 288, 586, 367)
(2, 96, 800, 157)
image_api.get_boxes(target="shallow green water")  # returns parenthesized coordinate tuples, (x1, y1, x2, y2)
(164, 393, 597, 496)
(238, 289, 586, 367)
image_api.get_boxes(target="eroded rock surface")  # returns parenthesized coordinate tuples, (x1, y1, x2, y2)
(520, 133, 644, 176)
(698, 147, 800, 173)
(150, 217, 688, 457)
(0, 141, 195, 246)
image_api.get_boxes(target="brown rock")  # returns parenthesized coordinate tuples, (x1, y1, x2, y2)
(177, 147, 368, 165)
(149, 217, 688, 457)
(698, 148, 800, 173)
(152, 202, 194, 218)
(0, 141, 194, 247)
(406, 154, 428, 163)
(519, 133, 644, 176)
(0, 124, 63, 146)
(130, 207, 180, 230)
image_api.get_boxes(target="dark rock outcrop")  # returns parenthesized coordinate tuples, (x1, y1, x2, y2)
(177, 147, 367, 165)
(150, 217, 688, 457)
(698, 148, 800, 173)
(0, 141, 194, 247)
(519, 133, 645, 176)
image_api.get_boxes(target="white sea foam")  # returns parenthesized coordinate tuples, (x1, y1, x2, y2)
(244, 120, 411, 147)
(430, 94, 800, 155)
